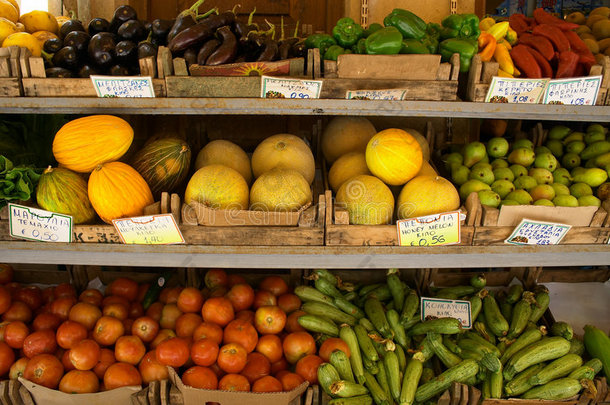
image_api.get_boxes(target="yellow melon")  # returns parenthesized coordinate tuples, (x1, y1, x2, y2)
(2, 32, 41, 56)
(251, 134, 315, 184)
(249, 168, 312, 212)
(366, 128, 423, 186)
(396, 175, 460, 219)
(328, 152, 371, 193)
(336, 175, 394, 225)
(19, 10, 59, 34)
(321, 117, 377, 163)
(417, 161, 437, 177)
(402, 127, 430, 161)
(195, 140, 252, 184)
(184, 164, 249, 210)
(0, 0, 18, 24)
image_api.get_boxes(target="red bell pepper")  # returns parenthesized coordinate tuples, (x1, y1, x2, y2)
(555, 50, 580, 78)
(511, 45, 542, 78)
(532, 8, 580, 31)
(509, 14, 533, 36)
(518, 33, 555, 60)
(563, 30, 596, 70)
(532, 24, 570, 52)
(522, 45, 553, 78)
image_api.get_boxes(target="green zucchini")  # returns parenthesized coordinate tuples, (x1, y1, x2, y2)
(387, 309, 408, 349)
(458, 336, 500, 357)
(427, 332, 462, 368)
(400, 290, 419, 323)
(528, 353, 582, 385)
(362, 356, 379, 375)
(481, 376, 491, 399)
(340, 324, 366, 385)
(521, 377, 583, 400)
(529, 289, 550, 324)
(483, 295, 509, 337)
(504, 363, 546, 396)
(359, 317, 376, 332)
(297, 314, 339, 336)
(550, 321, 574, 341)
(354, 324, 379, 362)
(294, 285, 336, 306)
(383, 350, 401, 402)
(394, 344, 407, 372)
(359, 284, 383, 297)
(328, 395, 373, 405)
(583, 324, 610, 381)
(399, 352, 424, 405)
(408, 317, 463, 336)
(480, 352, 502, 373)
(376, 361, 392, 402)
(504, 336, 571, 381)
(364, 298, 393, 339)
(470, 273, 487, 289)
(469, 293, 483, 323)
(330, 380, 369, 398)
(474, 320, 496, 344)
(318, 362, 342, 397)
(507, 294, 534, 339)
(500, 327, 544, 365)
(302, 301, 358, 326)
(499, 299, 513, 322)
(343, 291, 358, 301)
(312, 269, 339, 286)
(435, 285, 477, 298)
(402, 316, 420, 331)
(414, 359, 479, 403)
(316, 277, 344, 299)
(568, 365, 595, 380)
(363, 371, 390, 405)
(331, 349, 356, 384)
(141, 271, 172, 309)
(584, 358, 603, 374)
(506, 284, 524, 304)
(334, 296, 366, 319)
(365, 285, 392, 302)
(386, 269, 405, 310)
(421, 367, 435, 384)
(489, 366, 503, 399)
(568, 337, 585, 356)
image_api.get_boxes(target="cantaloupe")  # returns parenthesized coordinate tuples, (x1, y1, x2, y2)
(322, 117, 377, 163)
(195, 140, 252, 184)
(328, 152, 371, 193)
(184, 164, 249, 210)
(251, 134, 315, 184)
(336, 175, 394, 225)
(365, 128, 423, 186)
(249, 168, 312, 212)
(396, 175, 460, 219)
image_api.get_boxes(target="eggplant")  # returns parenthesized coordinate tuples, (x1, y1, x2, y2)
(63, 31, 90, 56)
(152, 19, 173, 39)
(59, 19, 86, 39)
(51, 46, 79, 70)
(109, 64, 130, 76)
(206, 26, 237, 65)
(167, 0, 206, 43)
(291, 39, 306, 58)
(43, 37, 63, 54)
(183, 47, 198, 66)
(143, 20, 152, 32)
(196, 39, 220, 65)
(257, 40, 278, 62)
(118, 19, 147, 41)
(45, 67, 73, 78)
(77, 64, 99, 78)
(216, 5, 238, 27)
(168, 13, 226, 53)
(115, 40, 138, 65)
(110, 5, 138, 33)
(138, 32, 158, 59)
(88, 18, 110, 36)
(88, 32, 116, 68)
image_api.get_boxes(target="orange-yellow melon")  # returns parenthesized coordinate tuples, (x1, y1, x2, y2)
(184, 164, 249, 210)
(322, 117, 377, 163)
(195, 140, 252, 185)
(365, 128, 423, 186)
(396, 175, 460, 219)
(402, 127, 430, 161)
(328, 152, 371, 193)
(249, 168, 312, 212)
(336, 175, 394, 225)
(251, 134, 315, 184)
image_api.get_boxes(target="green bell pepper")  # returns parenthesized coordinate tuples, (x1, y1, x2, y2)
(352, 37, 367, 54)
(332, 17, 364, 48)
(363, 22, 383, 37)
(383, 8, 427, 40)
(439, 38, 477, 73)
(365, 26, 403, 55)
(400, 39, 430, 54)
(304, 33, 337, 56)
(324, 45, 351, 61)
(440, 13, 481, 40)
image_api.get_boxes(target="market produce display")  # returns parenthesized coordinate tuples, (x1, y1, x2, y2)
(566, 7, 610, 61)
(444, 123, 610, 207)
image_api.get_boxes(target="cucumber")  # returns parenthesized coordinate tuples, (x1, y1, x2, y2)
(386, 269, 404, 310)
(504, 336, 571, 381)
(483, 295, 509, 337)
(583, 324, 610, 381)
(500, 327, 544, 365)
(386, 309, 408, 349)
(141, 271, 172, 309)
(550, 321, 574, 341)
(364, 298, 393, 339)
(318, 363, 341, 397)
(363, 371, 390, 405)
(400, 290, 419, 323)
(521, 378, 583, 400)
(294, 285, 336, 306)
(529, 290, 550, 324)
(427, 332, 462, 368)
(312, 269, 338, 286)
(568, 337, 585, 356)
(505, 284, 524, 304)
(504, 363, 546, 396)
(354, 324, 379, 362)
(408, 318, 463, 336)
(507, 295, 534, 339)
(399, 352, 424, 405)
(340, 324, 366, 385)
(330, 380, 369, 398)
(302, 301, 358, 326)
(568, 365, 595, 380)
(334, 296, 366, 319)
(414, 359, 479, 403)
(298, 314, 339, 336)
(383, 350, 401, 402)
(329, 396, 373, 405)
(528, 353, 582, 386)
(489, 366, 503, 399)
(331, 349, 356, 384)
(316, 277, 344, 299)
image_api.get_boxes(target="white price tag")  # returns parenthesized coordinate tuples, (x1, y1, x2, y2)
(543, 75, 602, 105)
(260, 75, 322, 99)
(91, 75, 155, 98)
(421, 297, 472, 328)
(9, 203, 72, 242)
(505, 219, 571, 245)
(396, 211, 461, 247)
(113, 214, 185, 245)
(345, 89, 407, 100)
(485, 77, 549, 103)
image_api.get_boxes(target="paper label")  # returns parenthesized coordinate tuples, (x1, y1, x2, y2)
(543, 75, 602, 105)
(91, 76, 155, 98)
(345, 89, 407, 100)
(8, 203, 72, 242)
(421, 297, 472, 328)
(485, 77, 549, 103)
(397, 211, 461, 247)
(505, 219, 571, 245)
(260, 75, 322, 99)
(112, 214, 185, 245)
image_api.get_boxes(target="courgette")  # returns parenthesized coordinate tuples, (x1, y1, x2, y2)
(312, 269, 339, 286)
(400, 290, 419, 323)
(528, 353, 582, 385)
(376, 361, 392, 402)
(334, 296, 366, 319)
(550, 321, 574, 341)
(399, 352, 424, 405)
(340, 324, 366, 385)
(359, 283, 383, 297)
(499, 298, 513, 322)
(318, 362, 342, 397)
(414, 359, 479, 403)
(568, 337, 585, 356)
(364, 298, 393, 339)
(521, 377, 583, 400)
(386, 269, 405, 310)
(362, 356, 379, 375)
(331, 349, 356, 384)
(568, 365, 595, 380)
(435, 285, 477, 298)
(483, 295, 509, 337)
(363, 371, 390, 405)
(302, 301, 358, 326)
(383, 350, 401, 402)
(442, 335, 461, 355)
(529, 289, 550, 324)
(489, 366, 503, 399)
(584, 358, 603, 374)
(507, 294, 534, 339)
(141, 271, 172, 309)
(359, 317, 376, 332)
(316, 277, 344, 299)
(394, 343, 407, 372)
(330, 380, 370, 398)
(408, 317, 463, 336)
(500, 327, 544, 365)
(583, 324, 610, 380)
(328, 396, 373, 405)
(469, 293, 483, 323)
(474, 320, 496, 344)
(504, 336, 571, 381)
(364, 285, 392, 302)
(427, 332, 462, 368)
(504, 363, 546, 396)
(386, 309, 408, 349)
(297, 314, 339, 336)
(457, 336, 500, 357)
(505, 284, 524, 304)
(470, 273, 487, 289)
(294, 285, 336, 306)
(354, 324, 379, 362)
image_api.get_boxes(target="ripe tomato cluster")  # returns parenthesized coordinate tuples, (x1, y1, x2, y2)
(0, 265, 348, 395)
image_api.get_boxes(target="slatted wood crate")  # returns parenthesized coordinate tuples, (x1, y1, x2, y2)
(0, 46, 27, 97)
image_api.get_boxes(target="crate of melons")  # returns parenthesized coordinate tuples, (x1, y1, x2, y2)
(321, 117, 477, 246)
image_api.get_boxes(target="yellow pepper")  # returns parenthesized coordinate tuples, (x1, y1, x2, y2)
(478, 32, 497, 62)
(497, 38, 512, 51)
(505, 26, 518, 45)
(479, 17, 496, 32)
(487, 21, 509, 41)
(497, 69, 513, 78)
(513, 67, 521, 77)
(493, 42, 514, 75)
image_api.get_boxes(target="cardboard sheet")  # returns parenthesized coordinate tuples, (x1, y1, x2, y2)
(497, 205, 598, 227)
(19, 377, 140, 405)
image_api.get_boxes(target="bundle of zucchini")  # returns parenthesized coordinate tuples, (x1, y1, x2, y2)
(294, 269, 605, 405)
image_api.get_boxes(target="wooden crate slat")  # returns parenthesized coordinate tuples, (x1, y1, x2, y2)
(473, 226, 610, 245)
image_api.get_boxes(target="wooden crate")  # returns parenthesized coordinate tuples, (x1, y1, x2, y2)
(466, 54, 610, 105)
(0, 379, 35, 405)
(0, 46, 27, 97)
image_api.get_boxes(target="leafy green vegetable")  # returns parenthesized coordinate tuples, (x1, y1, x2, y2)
(0, 156, 42, 208)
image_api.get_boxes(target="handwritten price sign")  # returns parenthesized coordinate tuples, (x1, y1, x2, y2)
(396, 211, 461, 247)
(9, 204, 72, 243)
(113, 214, 184, 245)
(485, 77, 549, 103)
(91, 76, 155, 98)
(260, 76, 322, 99)
(505, 219, 571, 245)
(543, 76, 602, 105)
(345, 89, 407, 100)
(421, 297, 472, 328)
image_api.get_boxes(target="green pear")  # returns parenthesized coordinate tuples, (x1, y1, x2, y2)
(500, 199, 520, 206)
(508, 148, 536, 167)
(471, 162, 493, 171)
(571, 167, 586, 178)
(444, 152, 463, 171)
(462, 141, 487, 167)
(569, 182, 593, 198)
(529, 184, 556, 201)
(480, 154, 490, 164)
(493, 167, 515, 182)
(584, 131, 606, 145)
(512, 139, 534, 150)
(552, 183, 571, 197)
(491, 158, 509, 170)
(510, 164, 528, 178)
(553, 168, 572, 186)
(514, 175, 538, 190)
(469, 165, 495, 185)
(565, 140, 586, 155)
(563, 131, 584, 145)
(491, 179, 516, 199)
(561, 152, 581, 169)
(529, 168, 554, 185)
(533, 153, 558, 172)
(578, 195, 601, 207)
(573, 167, 608, 187)
(553, 195, 579, 207)
(585, 159, 597, 168)
(505, 190, 533, 205)
(545, 139, 564, 158)
(487, 137, 509, 158)
(592, 152, 610, 168)
(459, 179, 491, 201)
(478, 190, 501, 208)
(580, 141, 610, 161)
(596, 182, 610, 200)
(587, 123, 607, 134)
(548, 125, 572, 140)
(451, 165, 471, 186)
(535, 146, 552, 156)
(534, 199, 555, 206)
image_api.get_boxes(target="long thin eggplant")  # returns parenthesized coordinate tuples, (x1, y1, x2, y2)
(168, 10, 225, 53)
(278, 18, 300, 60)
(257, 40, 278, 61)
(196, 39, 220, 65)
(206, 26, 237, 65)
(167, 0, 206, 43)
(183, 47, 199, 66)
